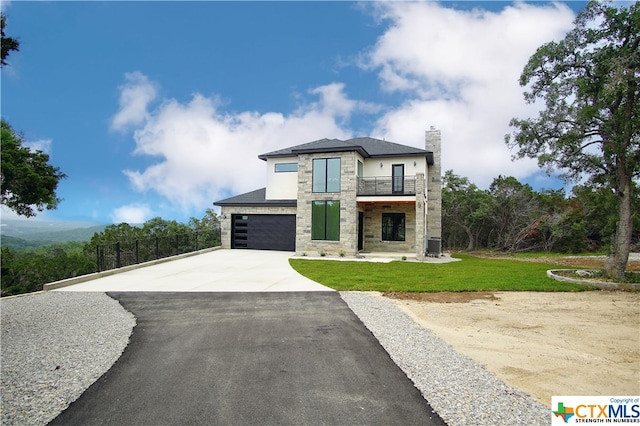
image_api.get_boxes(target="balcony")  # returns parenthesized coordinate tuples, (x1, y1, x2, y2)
(357, 176, 416, 196)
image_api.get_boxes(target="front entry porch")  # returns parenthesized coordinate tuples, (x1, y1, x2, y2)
(357, 201, 426, 259)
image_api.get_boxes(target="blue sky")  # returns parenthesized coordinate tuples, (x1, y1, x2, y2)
(1, 1, 601, 225)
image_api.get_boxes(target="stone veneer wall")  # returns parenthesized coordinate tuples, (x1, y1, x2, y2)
(296, 151, 358, 256)
(219, 205, 297, 249)
(425, 129, 442, 246)
(361, 203, 416, 253)
(415, 172, 426, 260)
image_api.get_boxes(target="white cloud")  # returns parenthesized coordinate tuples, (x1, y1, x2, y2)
(363, 2, 576, 188)
(24, 138, 52, 155)
(308, 83, 382, 121)
(1, 205, 38, 221)
(110, 203, 153, 224)
(110, 71, 158, 132)
(114, 77, 365, 212)
(112, 2, 579, 217)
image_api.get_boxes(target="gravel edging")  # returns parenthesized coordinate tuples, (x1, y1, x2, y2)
(340, 291, 550, 426)
(1, 292, 135, 425)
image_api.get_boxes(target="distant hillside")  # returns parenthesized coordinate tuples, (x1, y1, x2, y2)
(0, 220, 107, 249)
(0, 235, 50, 251)
(21, 225, 107, 243)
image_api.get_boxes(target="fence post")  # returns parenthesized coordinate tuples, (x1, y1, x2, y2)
(116, 242, 121, 269)
(135, 239, 139, 264)
(176, 234, 180, 255)
(96, 245, 101, 272)
(195, 232, 198, 251)
(155, 237, 159, 259)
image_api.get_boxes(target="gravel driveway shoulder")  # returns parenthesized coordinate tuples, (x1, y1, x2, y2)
(1, 292, 135, 426)
(341, 291, 550, 426)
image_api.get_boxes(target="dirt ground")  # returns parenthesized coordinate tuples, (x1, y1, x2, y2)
(384, 283, 639, 405)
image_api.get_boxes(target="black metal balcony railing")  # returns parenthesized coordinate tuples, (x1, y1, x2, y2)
(357, 176, 417, 196)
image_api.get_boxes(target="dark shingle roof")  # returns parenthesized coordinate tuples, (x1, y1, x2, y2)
(258, 137, 433, 163)
(213, 188, 296, 207)
(346, 137, 429, 157)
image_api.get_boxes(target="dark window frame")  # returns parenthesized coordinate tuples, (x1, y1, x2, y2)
(382, 213, 405, 241)
(312, 158, 341, 193)
(392, 164, 405, 194)
(311, 200, 340, 241)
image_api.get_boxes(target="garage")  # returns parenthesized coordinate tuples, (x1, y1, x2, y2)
(232, 214, 296, 251)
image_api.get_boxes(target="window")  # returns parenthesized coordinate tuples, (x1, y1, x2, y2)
(312, 158, 340, 192)
(312, 201, 340, 241)
(392, 164, 404, 194)
(357, 160, 364, 178)
(275, 163, 298, 173)
(382, 213, 405, 241)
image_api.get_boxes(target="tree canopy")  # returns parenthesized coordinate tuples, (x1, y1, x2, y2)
(441, 171, 492, 251)
(0, 16, 64, 217)
(1, 120, 67, 217)
(1, 13, 19, 66)
(440, 170, 632, 254)
(88, 213, 221, 248)
(506, 1, 639, 279)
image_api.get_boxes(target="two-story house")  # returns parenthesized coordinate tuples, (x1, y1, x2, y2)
(214, 128, 442, 259)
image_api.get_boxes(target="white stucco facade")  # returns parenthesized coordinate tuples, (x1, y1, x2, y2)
(265, 157, 298, 200)
(359, 155, 427, 179)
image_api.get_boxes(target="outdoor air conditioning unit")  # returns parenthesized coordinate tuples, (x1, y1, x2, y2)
(427, 238, 441, 257)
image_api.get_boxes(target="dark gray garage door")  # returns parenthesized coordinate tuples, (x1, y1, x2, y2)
(232, 214, 296, 251)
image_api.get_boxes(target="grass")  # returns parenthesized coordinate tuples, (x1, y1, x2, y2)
(289, 254, 594, 292)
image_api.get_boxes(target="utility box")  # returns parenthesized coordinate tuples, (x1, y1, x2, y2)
(427, 238, 441, 257)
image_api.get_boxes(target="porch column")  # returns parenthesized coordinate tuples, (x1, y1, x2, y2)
(415, 172, 426, 260)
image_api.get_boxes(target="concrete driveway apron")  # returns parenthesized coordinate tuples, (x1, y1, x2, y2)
(53, 250, 333, 292)
(50, 251, 446, 425)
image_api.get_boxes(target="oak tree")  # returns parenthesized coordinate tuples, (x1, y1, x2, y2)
(1, 120, 66, 217)
(1, 13, 19, 66)
(506, 1, 639, 279)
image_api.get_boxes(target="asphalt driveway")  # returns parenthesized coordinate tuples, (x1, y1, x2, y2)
(49, 292, 445, 425)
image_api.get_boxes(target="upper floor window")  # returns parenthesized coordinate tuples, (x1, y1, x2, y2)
(313, 158, 340, 192)
(275, 163, 298, 173)
(357, 160, 364, 178)
(392, 164, 405, 194)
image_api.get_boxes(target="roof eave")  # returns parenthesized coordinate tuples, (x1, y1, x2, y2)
(214, 200, 297, 207)
(291, 146, 370, 157)
(426, 152, 434, 165)
(258, 153, 296, 161)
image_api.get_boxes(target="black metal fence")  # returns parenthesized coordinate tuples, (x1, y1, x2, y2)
(96, 231, 220, 272)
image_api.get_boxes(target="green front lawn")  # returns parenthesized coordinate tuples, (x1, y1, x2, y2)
(289, 254, 593, 292)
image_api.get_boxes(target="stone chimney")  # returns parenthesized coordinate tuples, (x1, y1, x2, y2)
(425, 127, 442, 255)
